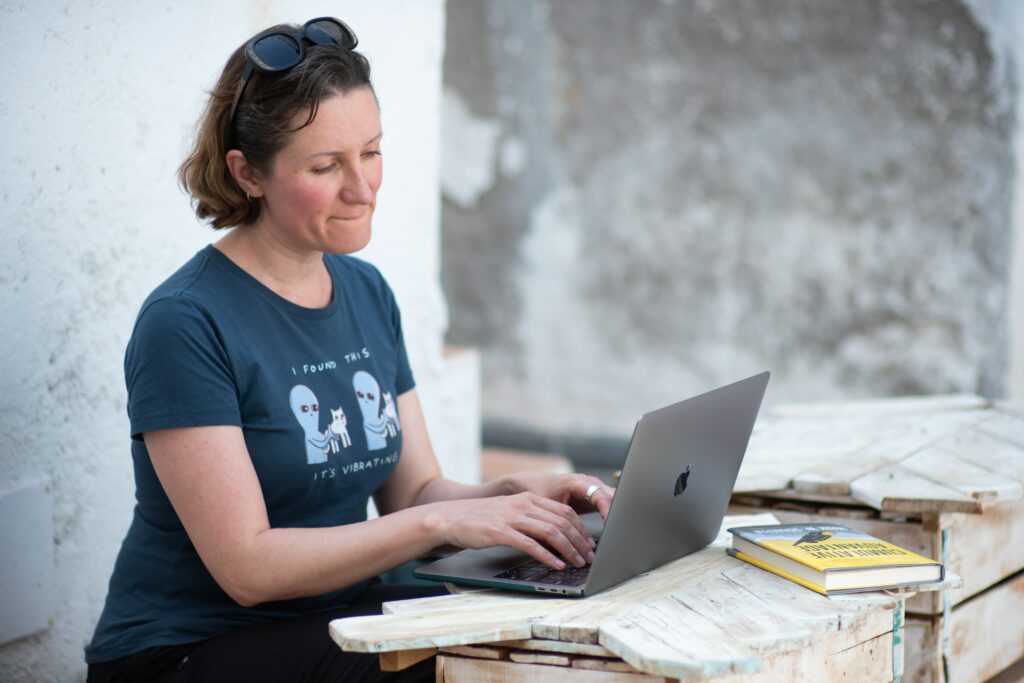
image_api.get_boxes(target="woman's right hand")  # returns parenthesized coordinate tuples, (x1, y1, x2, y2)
(424, 492, 597, 570)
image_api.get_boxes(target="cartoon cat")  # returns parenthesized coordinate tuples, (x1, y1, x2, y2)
(382, 391, 400, 437)
(327, 407, 352, 452)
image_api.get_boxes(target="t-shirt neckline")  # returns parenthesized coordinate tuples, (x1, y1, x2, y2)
(202, 244, 341, 320)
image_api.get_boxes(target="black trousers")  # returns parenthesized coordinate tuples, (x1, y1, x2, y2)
(87, 583, 448, 683)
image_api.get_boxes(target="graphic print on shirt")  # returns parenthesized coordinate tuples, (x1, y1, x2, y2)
(327, 407, 352, 453)
(382, 392, 401, 437)
(289, 384, 337, 465)
(353, 370, 400, 451)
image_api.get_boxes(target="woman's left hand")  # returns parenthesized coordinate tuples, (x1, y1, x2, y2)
(501, 472, 615, 521)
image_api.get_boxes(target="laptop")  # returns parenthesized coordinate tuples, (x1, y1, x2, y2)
(414, 371, 770, 597)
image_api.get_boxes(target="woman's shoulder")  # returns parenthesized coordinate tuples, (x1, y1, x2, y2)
(133, 246, 226, 326)
(325, 253, 393, 298)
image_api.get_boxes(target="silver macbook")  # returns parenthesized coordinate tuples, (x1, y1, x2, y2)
(413, 371, 770, 597)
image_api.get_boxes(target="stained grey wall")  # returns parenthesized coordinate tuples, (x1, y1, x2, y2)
(441, 0, 1019, 442)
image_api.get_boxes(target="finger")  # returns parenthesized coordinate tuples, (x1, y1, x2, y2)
(504, 529, 566, 570)
(517, 514, 591, 568)
(575, 477, 613, 525)
(526, 494, 595, 553)
(592, 486, 615, 521)
(536, 507, 598, 565)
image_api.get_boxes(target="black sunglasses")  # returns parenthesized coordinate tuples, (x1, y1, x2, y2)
(228, 17, 358, 139)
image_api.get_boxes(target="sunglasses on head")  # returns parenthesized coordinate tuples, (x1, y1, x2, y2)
(228, 17, 358, 140)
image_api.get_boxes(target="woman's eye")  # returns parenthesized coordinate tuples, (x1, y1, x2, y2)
(363, 150, 381, 159)
(312, 164, 337, 174)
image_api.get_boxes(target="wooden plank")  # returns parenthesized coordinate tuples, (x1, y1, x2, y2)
(905, 570, 1024, 683)
(669, 574, 815, 652)
(379, 647, 436, 672)
(988, 658, 1024, 683)
(438, 655, 668, 682)
(382, 590, 547, 615)
(941, 427, 1024, 483)
(329, 602, 543, 652)
(497, 639, 615, 657)
(940, 498, 1024, 611)
(734, 466, 794, 495)
(721, 561, 891, 628)
(598, 596, 761, 679)
(903, 615, 941, 683)
(735, 488, 870, 507)
(894, 447, 1022, 503)
(791, 454, 900, 498)
(741, 408, 988, 498)
(509, 650, 573, 666)
(791, 434, 940, 498)
(980, 412, 1024, 448)
(949, 570, 1024, 683)
(571, 658, 639, 673)
(439, 644, 507, 660)
(850, 463, 982, 514)
(714, 629, 893, 683)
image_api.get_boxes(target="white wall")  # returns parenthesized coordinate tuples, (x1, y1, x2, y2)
(0, 1, 456, 680)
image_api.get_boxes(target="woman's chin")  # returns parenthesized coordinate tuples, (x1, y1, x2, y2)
(324, 222, 373, 254)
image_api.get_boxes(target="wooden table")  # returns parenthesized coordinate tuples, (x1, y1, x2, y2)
(330, 514, 959, 682)
(731, 394, 1024, 682)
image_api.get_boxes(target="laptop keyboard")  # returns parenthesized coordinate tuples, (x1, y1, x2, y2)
(493, 539, 600, 588)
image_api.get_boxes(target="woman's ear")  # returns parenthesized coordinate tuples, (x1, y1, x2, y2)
(225, 150, 264, 198)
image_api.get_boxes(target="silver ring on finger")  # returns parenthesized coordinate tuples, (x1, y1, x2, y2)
(586, 483, 601, 504)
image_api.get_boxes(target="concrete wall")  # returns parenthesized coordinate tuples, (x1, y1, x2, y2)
(0, 1, 458, 680)
(441, 0, 1022, 441)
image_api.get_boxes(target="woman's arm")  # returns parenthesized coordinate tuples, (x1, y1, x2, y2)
(147, 391, 604, 607)
(146, 425, 445, 607)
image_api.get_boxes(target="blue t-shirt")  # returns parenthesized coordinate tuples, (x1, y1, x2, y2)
(86, 245, 414, 663)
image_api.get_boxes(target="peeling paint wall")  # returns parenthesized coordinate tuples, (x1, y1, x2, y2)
(442, 0, 1020, 438)
(0, 1, 451, 680)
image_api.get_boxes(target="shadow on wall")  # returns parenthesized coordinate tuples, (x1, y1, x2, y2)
(440, 0, 1017, 447)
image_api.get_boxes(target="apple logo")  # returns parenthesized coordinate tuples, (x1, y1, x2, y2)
(674, 464, 692, 496)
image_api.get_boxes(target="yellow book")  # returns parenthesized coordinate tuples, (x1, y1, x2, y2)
(726, 523, 944, 595)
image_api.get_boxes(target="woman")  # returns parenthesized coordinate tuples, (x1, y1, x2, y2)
(85, 17, 612, 682)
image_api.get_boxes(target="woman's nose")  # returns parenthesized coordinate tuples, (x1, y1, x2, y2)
(340, 167, 374, 205)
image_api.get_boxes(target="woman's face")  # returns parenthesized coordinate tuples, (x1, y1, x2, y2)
(255, 86, 383, 255)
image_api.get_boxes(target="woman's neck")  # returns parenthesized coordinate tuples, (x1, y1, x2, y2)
(214, 225, 334, 309)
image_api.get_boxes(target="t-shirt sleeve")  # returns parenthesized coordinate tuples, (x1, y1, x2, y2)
(379, 276, 415, 396)
(124, 296, 242, 440)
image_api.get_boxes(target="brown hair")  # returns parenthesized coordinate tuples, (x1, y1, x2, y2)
(178, 23, 373, 229)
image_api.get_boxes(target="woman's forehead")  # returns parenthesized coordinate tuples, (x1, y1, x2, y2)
(287, 88, 382, 154)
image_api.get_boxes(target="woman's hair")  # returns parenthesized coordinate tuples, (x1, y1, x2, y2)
(178, 23, 373, 229)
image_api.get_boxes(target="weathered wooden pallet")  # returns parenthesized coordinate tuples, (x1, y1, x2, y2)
(729, 395, 1024, 683)
(331, 514, 958, 682)
(904, 569, 1024, 683)
(737, 395, 1024, 515)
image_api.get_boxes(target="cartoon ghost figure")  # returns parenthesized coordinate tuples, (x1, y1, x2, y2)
(353, 370, 389, 451)
(289, 384, 332, 464)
